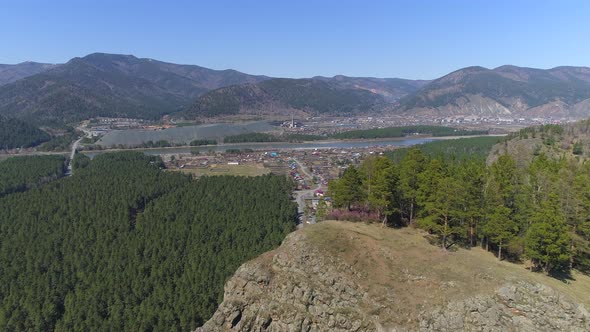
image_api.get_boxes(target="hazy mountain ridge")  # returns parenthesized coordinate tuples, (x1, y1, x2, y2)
(0, 53, 269, 123)
(179, 77, 393, 119)
(2, 53, 590, 123)
(185, 65, 590, 120)
(312, 75, 430, 101)
(0, 62, 59, 86)
(394, 65, 590, 118)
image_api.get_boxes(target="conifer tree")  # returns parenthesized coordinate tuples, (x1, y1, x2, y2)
(397, 148, 425, 224)
(330, 166, 363, 210)
(525, 194, 572, 274)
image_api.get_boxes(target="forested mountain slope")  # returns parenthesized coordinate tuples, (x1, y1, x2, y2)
(312, 75, 430, 101)
(0, 152, 296, 331)
(488, 121, 590, 166)
(180, 78, 389, 119)
(0, 115, 50, 149)
(393, 65, 590, 118)
(0, 53, 269, 123)
(0, 62, 58, 86)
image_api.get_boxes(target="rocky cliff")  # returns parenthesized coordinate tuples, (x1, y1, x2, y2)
(196, 221, 590, 332)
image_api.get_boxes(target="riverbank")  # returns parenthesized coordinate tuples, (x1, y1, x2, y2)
(0, 134, 502, 159)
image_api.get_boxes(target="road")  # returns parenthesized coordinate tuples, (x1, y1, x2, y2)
(65, 126, 90, 176)
(292, 158, 321, 227)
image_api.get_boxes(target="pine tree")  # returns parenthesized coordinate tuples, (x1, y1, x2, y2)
(456, 159, 486, 247)
(525, 194, 572, 274)
(484, 205, 517, 260)
(316, 199, 328, 221)
(330, 166, 363, 210)
(397, 148, 425, 225)
(489, 154, 517, 208)
(362, 157, 397, 224)
(417, 160, 464, 249)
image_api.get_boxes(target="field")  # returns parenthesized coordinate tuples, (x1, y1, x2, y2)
(172, 164, 270, 177)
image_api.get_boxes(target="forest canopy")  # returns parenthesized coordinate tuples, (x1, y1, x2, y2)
(0, 151, 297, 331)
(329, 146, 590, 276)
(0, 116, 50, 150)
(385, 136, 502, 162)
(0, 155, 66, 196)
(331, 125, 488, 140)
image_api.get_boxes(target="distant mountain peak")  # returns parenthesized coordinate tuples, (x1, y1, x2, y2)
(0, 61, 59, 86)
(396, 64, 590, 118)
(0, 53, 270, 124)
(82, 52, 138, 60)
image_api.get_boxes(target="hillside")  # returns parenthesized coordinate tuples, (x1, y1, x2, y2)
(0, 62, 58, 86)
(180, 78, 391, 119)
(394, 65, 590, 118)
(313, 75, 430, 102)
(0, 114, 50, 149)
(197, 221, 590, 331)
(4, 58, 590, 123)
(0, 53, 269, 123)
(487, 120, 590, 167)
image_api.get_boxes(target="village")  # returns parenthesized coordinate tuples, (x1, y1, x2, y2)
(162, 145, 397, 226)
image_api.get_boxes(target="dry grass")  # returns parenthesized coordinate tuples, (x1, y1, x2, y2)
(170, 164, 270, 177)
(305, 221, 590, 314)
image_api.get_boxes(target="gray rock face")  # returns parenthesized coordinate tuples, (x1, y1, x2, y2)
(196, 228, 589, 332)
(421, 282, 590, 332)
(196, 231, 375, 332)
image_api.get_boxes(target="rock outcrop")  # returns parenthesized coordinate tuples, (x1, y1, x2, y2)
(421, 282, 590, 331)
(196, 221, 590, 332)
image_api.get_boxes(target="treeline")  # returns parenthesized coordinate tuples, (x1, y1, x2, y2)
(386, 136, 502, 162)
(329, 150, 590, 275)
(189, 139, 217, 146)
(138, 140, 174, 148)
(82, 139, 217, 151)
(0, 155, 66, 196)
(0, 116, 50, 150)
(0, 152, 297, 331)
(331, 125, 488, 140)
(509, 123, 564, 140)
(282, 133, 326, 142)
(38, 128, 78, 152)
(224, 132, 282, 143)
(224, 132, 326, 144)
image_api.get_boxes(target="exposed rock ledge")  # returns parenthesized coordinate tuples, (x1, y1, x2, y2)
(196, 221, 590, 332)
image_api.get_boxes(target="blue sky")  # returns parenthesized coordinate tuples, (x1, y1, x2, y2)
(1, 0, 589, 79)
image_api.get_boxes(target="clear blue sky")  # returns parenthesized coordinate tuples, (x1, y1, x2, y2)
(1, 0, 588, 79)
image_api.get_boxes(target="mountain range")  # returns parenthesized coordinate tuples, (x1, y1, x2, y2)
(179, 77, 417, 119)
(0, 62, 59, 86)
(393, 65, 590, 118)
(1, 53, 590, 125)
(0, 53, 268, 123)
